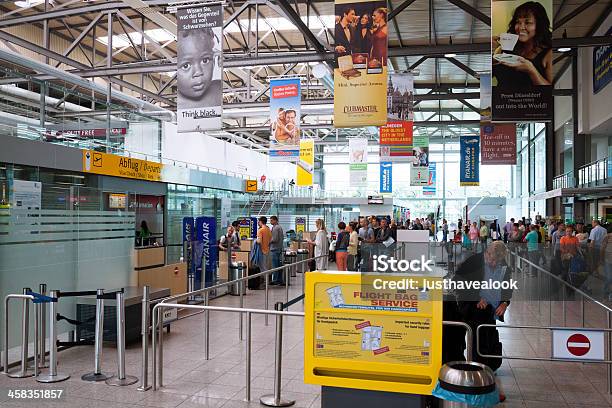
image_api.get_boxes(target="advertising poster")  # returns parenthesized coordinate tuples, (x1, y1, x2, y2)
(194, 216, 217, 288)
(460, 136, 480, 186)
(177, 5, 223, 132)
(388, 73, 414, 121)
(295, 217, 306, 235)
(379, 121, 413, 162)
(220, 197, 232, 228)
(593, 27, 611, 94)
(349, 138, 368, 187)
(409, 135, 429, 186)
(297, 139, 314, 186)
(491, 0, 553, 121)
(237, 217, 253, 239)
(312, 280, 436, 365)
(333, 0, 388, 127)
(410, 166, 429, 186)
(379, 162, 392, 193)
(11, 180, 41, 210)
(480, 73, 492, 121)
(270, 78, 301, 161)
(423, 162, 436, 196)
(481, 123, 517, 164)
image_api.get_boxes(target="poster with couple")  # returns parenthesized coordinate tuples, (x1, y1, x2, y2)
(334, 0, 388, 127)
(491, 0, 553, 121)
(269, 78, 302, 162)
(177, 5, 223, 132)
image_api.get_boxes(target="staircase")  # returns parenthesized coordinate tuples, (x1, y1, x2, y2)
(247, 191, 276, 216)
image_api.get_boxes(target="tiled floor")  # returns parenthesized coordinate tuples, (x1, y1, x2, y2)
(1, 268, 611, 407)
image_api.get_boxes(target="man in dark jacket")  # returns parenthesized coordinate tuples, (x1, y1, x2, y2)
(452, 241, 513, 374)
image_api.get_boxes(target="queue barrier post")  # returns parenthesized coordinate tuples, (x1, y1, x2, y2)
(7, 288, 34, 378)
(36, 290, 70, 383)
(137, 285, 152, 391)
(106, 291, 138, 386)
(259, 302, 295, 407)
(37, 283, 48, 370)
(3, 290, 39, 378)
(82, 289, 112, 382)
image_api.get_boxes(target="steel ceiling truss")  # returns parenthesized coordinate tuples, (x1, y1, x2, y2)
(0, 0, 609, 144)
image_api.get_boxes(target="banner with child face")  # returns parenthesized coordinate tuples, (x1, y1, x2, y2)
(491, 0, 553, 121)
(270, 78, 301, 162)
(333, 0, 388, 127)
(177, 5, 223, 132)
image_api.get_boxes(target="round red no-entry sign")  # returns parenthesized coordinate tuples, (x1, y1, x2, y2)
(566, 333, 591, 356)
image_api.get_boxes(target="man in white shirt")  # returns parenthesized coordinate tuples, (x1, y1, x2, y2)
(590, 219, 607, 270)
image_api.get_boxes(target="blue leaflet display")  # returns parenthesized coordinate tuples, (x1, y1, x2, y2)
(379, 162, 392, 193)
(460, 137, 480, 186)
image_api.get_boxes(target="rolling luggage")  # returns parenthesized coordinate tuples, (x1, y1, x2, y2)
(248, 265, 262, 289)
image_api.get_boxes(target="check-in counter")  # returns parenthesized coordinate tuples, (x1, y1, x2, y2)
(135, 245, 165, 269)
(134, 245, 187, 295)
(137, 262, 187, 295)
(218, 250, 251, 281)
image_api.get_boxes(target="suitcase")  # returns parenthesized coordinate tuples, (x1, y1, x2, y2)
(248, 265, 262, 290)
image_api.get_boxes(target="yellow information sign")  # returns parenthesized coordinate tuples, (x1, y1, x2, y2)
(82, 150, 163, 182)
(297, 139, 314, 186)
(246, 179, 258, 193)
(305, 272, 442, 395)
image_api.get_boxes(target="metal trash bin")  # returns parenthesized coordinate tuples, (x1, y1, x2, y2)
(284, 250, 297, 277)
(229, 261, 246, 296)
(296, 249, 309, 274)
(436, 361, 497, 407)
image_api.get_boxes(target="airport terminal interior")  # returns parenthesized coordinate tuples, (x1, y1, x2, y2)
(0, 0, 612, 407)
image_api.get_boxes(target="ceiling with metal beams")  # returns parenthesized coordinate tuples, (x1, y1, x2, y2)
(0, 0, 609, 151)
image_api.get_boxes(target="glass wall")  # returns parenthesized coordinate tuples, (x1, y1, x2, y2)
(0, 163, 136, 362)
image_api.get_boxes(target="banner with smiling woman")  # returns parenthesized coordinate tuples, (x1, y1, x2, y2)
(177, 5, 223, 132)
(270, 78, 301, 162)
(491, 0, 553, 121)
(334, 0, 388, 127)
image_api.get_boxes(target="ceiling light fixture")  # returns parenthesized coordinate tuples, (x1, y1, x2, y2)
(444, 36, 456, 58)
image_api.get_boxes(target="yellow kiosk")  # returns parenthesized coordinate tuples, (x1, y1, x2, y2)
(304, 271, 444, 407)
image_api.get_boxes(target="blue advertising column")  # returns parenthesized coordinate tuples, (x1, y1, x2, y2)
(182, 217, 195, 277)
(195, 216, 217, 288)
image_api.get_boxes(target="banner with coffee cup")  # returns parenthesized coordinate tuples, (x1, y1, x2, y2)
(177, 5, 223, 132)
(333, 0, 388, 127)
(270, 78, 301, 162)
(491, 0, 553, 122)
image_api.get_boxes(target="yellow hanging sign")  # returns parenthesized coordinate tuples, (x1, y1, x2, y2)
(297, 139, 314, 186)
(82, 150, 163, 182)
(246, 179, 258, 193)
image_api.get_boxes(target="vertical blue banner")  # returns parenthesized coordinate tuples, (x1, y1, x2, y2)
(250, 217, 258, 239)
(379, 162, 393, 193)
(423, 162, 436, 196)
(460, 136, 480, 186)
(195, 216, 218, 288)
(182, 217, 195, 277)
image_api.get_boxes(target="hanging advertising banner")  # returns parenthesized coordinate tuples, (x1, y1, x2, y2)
(237, 217, 254, 239)
(295, 217, 306, 234)
(423, 162, 436, 196)
(333, 0, 388, 127)
(349, 138, 368, 187)
(379, 121, 413, 162)
(460, 136, 480, 186)
(480, 73, 492, 121)
(177, 5, 223, 132)
(409, 135, 429, 186)
(388, 73, 414, 122)
(297, 139, 314, 186)
(270, 78, 301, 161)
(491, 0, 553, 122)
(593, 27, 612, 94)
(379, 162, 392, 193)
(481, 123, 517, 164)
